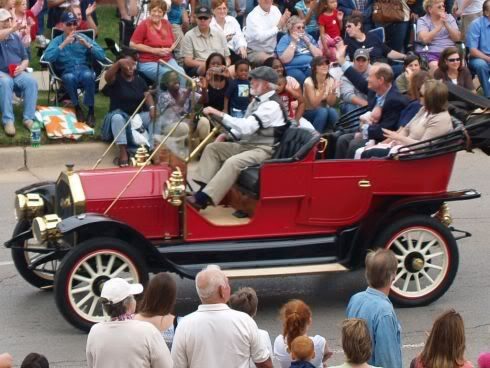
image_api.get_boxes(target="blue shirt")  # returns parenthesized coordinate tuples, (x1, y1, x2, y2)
(346, 287, 402, 368)
(168, 3, 183, 25)
(294, 1, 318, 34)
(43, 33, 106, 74)
(276, 34, 318, 69)
(0, 33, 27, 73)
(467, 16, 490, 56)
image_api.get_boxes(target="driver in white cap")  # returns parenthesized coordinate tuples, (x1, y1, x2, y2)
(86, 278, 173, 368)
(189, 66, 289, 210)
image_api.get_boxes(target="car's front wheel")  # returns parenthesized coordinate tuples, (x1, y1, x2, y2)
(54, 237, 149, 332)
(375, 215, 459, 307)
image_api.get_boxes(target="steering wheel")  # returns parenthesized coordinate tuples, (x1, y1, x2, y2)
(204, 113, 240, 142)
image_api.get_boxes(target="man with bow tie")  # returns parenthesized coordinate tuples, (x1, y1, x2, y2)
(188, 66, 289, 210)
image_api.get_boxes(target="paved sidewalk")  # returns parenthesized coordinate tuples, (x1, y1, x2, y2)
(0, 142, 116, 172)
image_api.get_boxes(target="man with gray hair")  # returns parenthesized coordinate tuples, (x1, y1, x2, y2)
(189, 66, 289, 210)
(346, 249, 402, 368)
(171, 265, 272, 368)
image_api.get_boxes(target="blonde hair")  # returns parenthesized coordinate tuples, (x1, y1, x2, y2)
(341, 319, 372, 364)
(423, 0, 444, 12)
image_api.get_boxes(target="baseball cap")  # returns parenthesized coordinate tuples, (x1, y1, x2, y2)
(60, 11, 77, 24)
(101, 278, 143, 304)
(0, 9, 12, 22)
(195, 5, 212, 17)
(354, 48, 370, 60)
(249, 66, 279, 84)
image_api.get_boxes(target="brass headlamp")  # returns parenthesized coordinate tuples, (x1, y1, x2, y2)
(32, 214, 62, 243)
(15, 193, 45, 221)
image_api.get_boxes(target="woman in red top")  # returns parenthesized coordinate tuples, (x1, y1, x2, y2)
(318, 0, 343, 61)
(130, 0, 185, 84)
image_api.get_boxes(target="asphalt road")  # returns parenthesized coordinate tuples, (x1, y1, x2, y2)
(1, 153, 490, 368)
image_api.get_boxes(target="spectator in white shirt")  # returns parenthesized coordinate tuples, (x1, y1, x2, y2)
(453, 0, 484, 37)
(171, 265, 272, 368)
(244, 0, 291, 65)
(211, 0, 247, 61)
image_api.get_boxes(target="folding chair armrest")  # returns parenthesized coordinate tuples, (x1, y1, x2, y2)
(39, 57, 62, 81)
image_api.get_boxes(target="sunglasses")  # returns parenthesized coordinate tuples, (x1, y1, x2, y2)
(447, 57, 461, 62)
(197, 16, 210, 20)
(65, 21, 77, 26)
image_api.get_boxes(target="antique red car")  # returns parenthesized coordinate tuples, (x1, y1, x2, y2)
(5, 84, 490, 332)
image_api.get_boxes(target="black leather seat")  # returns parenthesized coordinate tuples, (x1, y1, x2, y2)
(237, 127, 320, 198)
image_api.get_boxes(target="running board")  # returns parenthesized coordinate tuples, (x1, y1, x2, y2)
(223, 263, 348, 279)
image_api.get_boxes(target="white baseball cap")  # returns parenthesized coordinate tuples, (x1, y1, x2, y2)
(101, 278, 143, 304)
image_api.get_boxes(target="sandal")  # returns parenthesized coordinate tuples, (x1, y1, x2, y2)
(113, 157, 129, 167)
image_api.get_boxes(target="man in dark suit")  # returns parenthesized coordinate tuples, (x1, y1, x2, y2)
(335, 45, 409, 159)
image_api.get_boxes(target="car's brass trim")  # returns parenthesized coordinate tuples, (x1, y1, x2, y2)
(358, 179, 371, 188)
(223, 263, 348, 279)
(57, 172, 86, 215)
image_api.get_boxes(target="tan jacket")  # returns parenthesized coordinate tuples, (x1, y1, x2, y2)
(404, 108, 452, 142)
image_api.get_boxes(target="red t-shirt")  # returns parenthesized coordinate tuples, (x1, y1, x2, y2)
(318, 10, 341, 39)
(279, 91, 295, 119)
(130, 18, 175, 63)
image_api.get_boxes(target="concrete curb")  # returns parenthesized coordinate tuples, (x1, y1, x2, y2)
(0, 142, 117, 172)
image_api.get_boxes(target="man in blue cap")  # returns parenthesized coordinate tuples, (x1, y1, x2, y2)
(43, 11, 106, 126)
(189, 66, 289, 210)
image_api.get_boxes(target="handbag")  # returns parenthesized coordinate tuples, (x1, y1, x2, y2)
(372, 0, 404, 24)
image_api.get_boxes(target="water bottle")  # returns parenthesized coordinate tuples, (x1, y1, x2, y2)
(30, 121, 41, 148)
(361, 123, 369, 140)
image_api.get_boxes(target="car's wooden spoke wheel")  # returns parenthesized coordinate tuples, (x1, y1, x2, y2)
(54, 238, 148, 332)
(375, 215, 458, 307)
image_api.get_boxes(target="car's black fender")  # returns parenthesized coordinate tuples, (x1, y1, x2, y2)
(346, 189, 480, 267)
(58, 213, 175, 272)
(16, 181, 56, 214)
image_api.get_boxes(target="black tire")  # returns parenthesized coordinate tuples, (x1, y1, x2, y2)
(374, 215, 459, 307)
(11, 220, 55, 289)
(54, 237, 149, 332)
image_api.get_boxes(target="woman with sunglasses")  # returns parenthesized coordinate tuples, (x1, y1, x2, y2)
(276, 16, 322, 86)
(416, 0, 460, 73)
(130, 0, 185, 84)
(434, 46, 475, 92)
(303, 56, 339, 133)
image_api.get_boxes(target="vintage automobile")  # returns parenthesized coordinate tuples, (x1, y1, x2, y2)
(5, 83, 490, 332)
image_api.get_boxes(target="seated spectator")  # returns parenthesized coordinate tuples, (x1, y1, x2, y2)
(55, 3, 97, 32)
(224, 58, 250, 117)
(434, 46, 475, 91)
(344, 15, 406, 63)
(244, 0, 290, 65)
(303, 56, 339, 133)
(338, 0, 373, 31)
(228, 287, 273, 368)
(453, 0, 484, 38)
(276, 16, 322, 85)
(416, 0, 460, 71)
(182, 5, 230, 77)
(130, 0, 185, 84)
(211, 0, 247, 61)
(467, 0, 490, 97)
(295, 0, 320, 40)
(330, 319, 378, 368)
(171, 265, 273, 368)
(335, 44, 409, 158)
(289, 336, 316, 368)
(135, 273, 178, 350)
(361, 79, 452, 158)
(20, 353, 48, 368)
(398, 70, 430, 127)
(277, 76, 306, 121)
(340, 48, 370, 114)
(86, 278, 173, 368)
(43, 11, 106, 126)
(13, 0, 42, 51)
(0, 8, 38, 137)
(0, 353, 12, 368)
(200, 52, 230, 112)
(101, 49, 155, 167)
(346, 249, 402, 368)
(411, 309, 473, 368)
(273, 299, 332, 368)
(318, 0, 343, 62)
(478, 353, 490, 368)
(395, 54, 422, 94)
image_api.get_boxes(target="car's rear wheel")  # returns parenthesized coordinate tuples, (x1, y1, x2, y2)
(54, 237, 149, 332)
(11, 220, 60, 289)
(375, 215, 459, 307)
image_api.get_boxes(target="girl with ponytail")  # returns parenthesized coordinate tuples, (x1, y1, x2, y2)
(273, 299, 332, 368)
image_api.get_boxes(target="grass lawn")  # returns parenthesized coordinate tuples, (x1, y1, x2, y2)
(0, 5, 119, 146)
